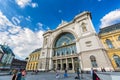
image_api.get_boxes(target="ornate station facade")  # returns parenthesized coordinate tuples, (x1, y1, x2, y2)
(26, 48, 41, 71)
(39, 11, 113, 72)
(99, 23, 120, 71)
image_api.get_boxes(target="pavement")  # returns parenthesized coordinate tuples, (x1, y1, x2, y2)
(0, 72, 92, 80)
(97, 72, 120, 80)
(0, 72, 120, 80)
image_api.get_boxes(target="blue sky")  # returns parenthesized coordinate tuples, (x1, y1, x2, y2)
(0, 0, 120, 59)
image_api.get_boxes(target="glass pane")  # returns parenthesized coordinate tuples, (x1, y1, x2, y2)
(53, 32, 77, 56)
(113, 55, 120, 67)
(106, 39, 114, 48)
(118, 36, 120, 41)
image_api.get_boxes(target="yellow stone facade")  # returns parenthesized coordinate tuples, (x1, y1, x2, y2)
(99, 23, 120, 71)
(26, 48, 41, 71)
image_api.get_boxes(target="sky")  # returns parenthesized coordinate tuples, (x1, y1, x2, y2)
(0, 0, 120, 60)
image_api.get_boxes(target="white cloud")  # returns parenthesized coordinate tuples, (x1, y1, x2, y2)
(25, 16, 31, 22)
(15, 0, 38, 8)
(37, 22, 43, 27)
(37, 22, 44, 30)
(31, 3, 38, 8)
(0, 11, 44, 60)
(15, 0, 31, 8)
(0, 11, 13, 29)
(100, 9, 120, 28)
(58, 10, 62, 13)
(98, 0, 101, 2)
(12, 17, 20, 25)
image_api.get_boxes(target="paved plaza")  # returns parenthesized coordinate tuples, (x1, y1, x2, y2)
(0, 72, 92, 80)
(0, 72, 120, 80)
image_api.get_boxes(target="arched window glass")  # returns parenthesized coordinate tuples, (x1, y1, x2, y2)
(90, 55, 98, 67)
(118, 36, 120, 41)
(113, 55, 120, 67)
(53, 32, 76, 57)
(81, 23, 87, 32)
(106, 39, 114, 48)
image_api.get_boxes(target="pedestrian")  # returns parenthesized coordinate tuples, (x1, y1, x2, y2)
(16, 69, 22, 80)
(55, 70, 60, 80)
(90, 68, 93, 77)
(76, 68, 80, 79)
(101, 67, 106, 72)
(12, 69, 18, 80)
(93, 70, 100, 80)
(21, 69, 27, 80)
(75, 68, 80, 80)
(64, 69, 68, 78)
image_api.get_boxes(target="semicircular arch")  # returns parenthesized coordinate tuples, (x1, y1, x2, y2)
(51, 29, 78, 48)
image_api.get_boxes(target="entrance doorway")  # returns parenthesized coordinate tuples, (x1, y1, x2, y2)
(63, 63, 66, 70)
(68, 63, 72, 70)
(58, 64, 61, 70)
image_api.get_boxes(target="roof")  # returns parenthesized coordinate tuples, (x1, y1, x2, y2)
(99, 23, 120, 34)
(31, 48, 42, 53)
(0, 44, 15, 56)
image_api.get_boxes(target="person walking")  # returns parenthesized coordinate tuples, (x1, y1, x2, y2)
(93, 70, 100, 80)
(64, 69, 68, 78)
(77, 68, 80, 79)
(21, 69, 27, 80)
(12, 69, 18, 80)
(16, 69, 22, 80)
(55, 70, 60, 80)
(76, 68, 80, 80)
(90, 68, 93, 77)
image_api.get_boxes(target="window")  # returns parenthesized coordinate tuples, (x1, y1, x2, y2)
(113, 55, 120, 67)
(66, 51, 68, 54)
(106, 39, 114, 48)
(57, 52, 60, 56)
(45, 38, 47, 45)
(53, 51, 56, 56)
(118, 36, 120, 41)
(81, 23, 87, 32)
(54, 32, 76, 57)
(86, 41, 92, 47)
(90, 55, 98, 67)
(42, 52, 45, 56)
(72, 50, 74, 53)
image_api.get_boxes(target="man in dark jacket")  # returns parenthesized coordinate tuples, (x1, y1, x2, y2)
(16, 69, 22, 80)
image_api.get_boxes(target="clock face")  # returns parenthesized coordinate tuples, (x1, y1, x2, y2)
(55, 32, 75, 48)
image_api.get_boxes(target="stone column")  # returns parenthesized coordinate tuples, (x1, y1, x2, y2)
(72, 58, 75, 71)
(56, 60, 57, 70)
(112, 36, 119, 48)
(61, 59, 62, 70)
(66, 58, 68, 70)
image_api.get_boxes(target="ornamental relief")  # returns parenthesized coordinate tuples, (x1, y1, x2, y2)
(81, 22, 87, 32)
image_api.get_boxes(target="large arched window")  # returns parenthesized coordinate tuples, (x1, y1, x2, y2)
(106, 39, 114, 48)
(90, 55, 98, 67)
(113, 55, 120, 67)
(53, 32, 76, 56)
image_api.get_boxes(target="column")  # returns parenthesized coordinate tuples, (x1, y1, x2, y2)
(72, 58, 75, 71)
(56, 60, 57, 70)
(66, 58, 68, 70)
(78, 56, 82, 71)
(112, 36, 119, 48)
(61, 59, 63, 70)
